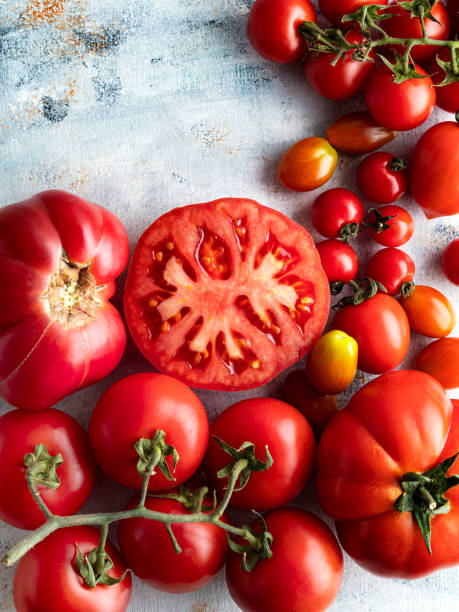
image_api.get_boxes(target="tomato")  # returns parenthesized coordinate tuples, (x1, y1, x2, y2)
(14, 526, 132, 612)
(205, 398, 315, 511)
(326, 111, 396, 155)
(410, 120, 459, 219)
(118, 491, 228, 593)
(306, 330, 358, 395)
(0, 190, 129, 410)
(357, 153, 408, 204)
(366, 205, 414, 247)
(316, 239, 359, 285)
(400, 285, 456, 338)
(318, 0, 389, 25)
(124, 199, 329, 390)
(226, 508, 343, 612)
(365, 64, 436, 131)
(416, 337, 459, 390)
(304, 31, 375, 100)
(333, 293, 410, 374)
(442, 238, 459, 285)
(448, 0, 459, 35)
(317, 370, 458, 578)
(0, 408, 95, 530)
(247, 0, 317, 63)
(312, 188, 364, 242)
(426, 49, 459, 114)
(366, 248, 415, 296)
(282, 370, 339, 437)
(278, 138, 338, 192)
(89, 373, 209, 491)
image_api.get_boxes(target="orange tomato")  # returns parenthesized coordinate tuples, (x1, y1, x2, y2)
(326, 111, 396, 155)
(416, 337, 459, 389)
(306, 330, 358, 395)
(400, 285, 456, 338)
(278, 137, 338, 192)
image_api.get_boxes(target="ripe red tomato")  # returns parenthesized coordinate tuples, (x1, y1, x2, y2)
(333, 293, 410, 373)
(400, 285, 456, 338)
(366, 205, 414, 247)
(426, 49, 459, 114)
(304, 31, 375, 100)
(312, 188, 364, 241)
(366, 248, 415, 296)
(317, 370, 458, 578)
(318, 0, 389, 25)
(226, 508, 343, 612)
(89, 373, 209, 491)
(326, 111, 396, 155)
(247, 0, 317, 63)
(124, 199, 329, 390)
(278, 138, 338, 191)
(204, 398, 315, 511)
(410, 120, 459, 219)
(416, 337, 459, 390)
(316, 239, 359, 284)
(448, 0, 459, 34)
(357, 153, 408, 204)
(442, 238, 459, 285)
(14, 526, 132, 612)
(118, 491, 228, 593)
(0, 190, 129, 410)
(365, 64, 436, 131)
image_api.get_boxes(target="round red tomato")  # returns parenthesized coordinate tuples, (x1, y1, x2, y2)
(278, 138, 338, 192)
(89, 373, 209, 491)
(366, 205, 414, 247)
(0, 408, 95, 530)
(410, 120, 459, 219)
(400, 285, 456, 338)
(317, 370, 458, 578)
(0, 190, 129, 410)
(416, 337, 459, 390)
(14, 526, 132, 612)
(357, 153, 408, 204)
(118, 491, 228, 593)
(427, 49, 459, 114)
(316, 239, 359, 284)
(226, 508, 343, 612)
(204, 398, 315, 511)
(312, 188, 364, 242)
(366, 248, 415, 296)
(365, 64, 436, 131)
(247, 0, 317, 63)
(442, 238, 459, 285)
(124, 199, 329, 390)
(304, 31, 375, 100)
(333, 293, 410, 373)
(318, 0, 389, 25)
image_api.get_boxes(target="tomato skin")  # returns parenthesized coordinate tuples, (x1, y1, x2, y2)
(0, 408, 95, 530)
(357, 153, 408, 204)
(442, 238, 459, 285)
(366, 205, 414, 247)
(312, 188, 364, 239)
(13, 526, 132, 612)
(226, 508, 343, 612)
(448, 0, 459, 34)
(326, 111, 396, 155)
(333, 293, 410, 374)
(410, 121, 459, 219)
(416, 337, 459, 390)
(316, 239, 359, 283)
(248, 0, 317, 63)
(89, 373, 209, 491)
(205, 398, 315, 511)
(427, 49, 459, 114)
(400, 285, 456, 338)
(307, 330, 358, 395)
(366, 248, 415, 296)
(278, 138, 338, 192)
(318, 0, 389, 25)
(365, 64, 436, 131)
(118, 492, 228, 593)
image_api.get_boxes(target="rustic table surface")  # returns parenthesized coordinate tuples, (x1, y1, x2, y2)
(1, 1, 458, 611)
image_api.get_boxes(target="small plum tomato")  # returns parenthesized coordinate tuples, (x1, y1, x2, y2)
(312, 188, 364, 242)
(316, 239, 359, 291)
(306, 330, 358, 395)
(326, 111, 396, 155)
(416, 337, 459, 390)
(366, 248, 415, 296)
(278, 137, 338, 192)
(365, 205, 414, 247)
(400, 285, 456, 338)
(442, 238, 459, 285)
(357, 153, 408, 204)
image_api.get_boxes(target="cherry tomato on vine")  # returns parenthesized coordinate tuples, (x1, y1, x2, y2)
(247, 0, 317, 63)
(278, 137, 338, 191)
(366, 205, 414, 247)
(357, 153, 408, 204)
(316, 239, 359, 286)
(366, 248, 415, 296)
(416, 337, 459, 390)
(312, 188, 364, 242)
(400, 285, 456, 338)
(318, 0, 389, 26)
(426, 49, 459, 114)
(306, 330, 358, 395)
(326, 111, 396, 155)
(442, 238, 459, 285)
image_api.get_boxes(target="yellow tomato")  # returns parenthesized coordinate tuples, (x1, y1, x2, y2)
(306, 330, 358, 395)
(278, 137, 338, 192)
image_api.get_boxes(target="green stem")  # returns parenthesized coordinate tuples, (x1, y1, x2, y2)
(25, 471, 53, 520)
(94, 523, 109, 576)
(137, 446, 162, 508)
(211, 458, 248, 521)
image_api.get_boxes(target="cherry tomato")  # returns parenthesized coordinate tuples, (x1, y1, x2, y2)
(278, 137, 338, 192)
(410, 120, 459, 219)
(448, 0, 459, 35)
(357, 153, 408, 204)
(14, 526, 132, 612)
(416, 337, 459, 390)
(442, 238, 459, 285)
(326, 111, 396, 155)
(366, 248, 415, 296)
(118, 491, 228, 593)
(365, 64, 436, 131)
(316, 239, 359, 285)
(400, 285, 456, 338)
(366, 205, 414, 247)
(248, 0, 317, 63)
(318, 0, 389, 26)
(312, 188, 364, 241)
(306, 330, 358, 395)
(226, 508, 343, 612)
(89, 373, 209, 491)
(426, 49, 459, 114)
(205, 398, 315, 511)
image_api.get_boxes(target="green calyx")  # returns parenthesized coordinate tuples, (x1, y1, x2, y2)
(330, 281, 345, 296)
(401, 281, 415, 297)
(364, 207, 397, 234)
(24, 445, 64, 490)
(135, 429, 179, 481)
(149, 484, 217, 514)
(339, 222, 360, 244)
(379, 53, 428, 83)
(227, 512, 273, 572)
(394, 453, 459, 554)
(399, 0, 439, 23)
(214, 436, 273, 492)
(389, 158, 407, 172)
(76, 544, 128, 588)
(334, 277, 387, 310)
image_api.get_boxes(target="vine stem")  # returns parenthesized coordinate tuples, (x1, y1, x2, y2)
(25, 471, 53, 520)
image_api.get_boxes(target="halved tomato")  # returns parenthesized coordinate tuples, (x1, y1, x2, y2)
(124, 199, 329, 390)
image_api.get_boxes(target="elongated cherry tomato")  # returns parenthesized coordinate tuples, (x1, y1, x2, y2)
(427, 49, 459, 114)
(400, 285, 456, 338)
(306, 330, 358, 395)
(366, 205, 414, 247)
(278, 137, 338, 191)
(357, 153, 408, 204)
(316, 239, 359, 286)
(443, 238, 459, 285)
(416, 337, 459, 390)
(326, 111, 396, 155)
(312, 188, 364, 242)
(366, 248, 415, 296)
(318, 0, 389, 26)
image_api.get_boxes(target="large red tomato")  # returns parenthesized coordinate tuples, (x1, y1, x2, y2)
(317, 371, 458, 578)
(0, 190, 129, 410)
(318, 0, 389, 25)
(0, 408, 95, 530)
(124, 199, 329, 390)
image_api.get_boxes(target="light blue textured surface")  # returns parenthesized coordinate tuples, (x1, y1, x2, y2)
(1, 1, 459, 610)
